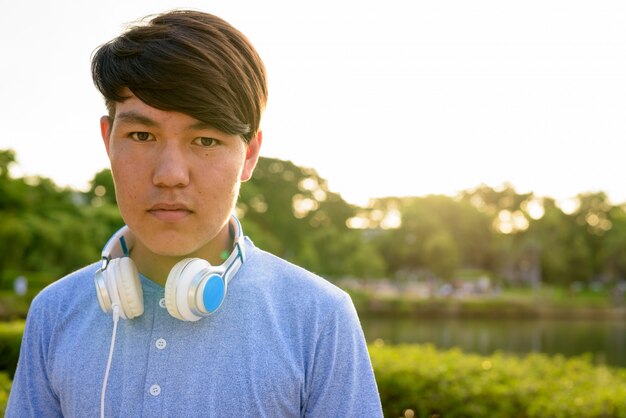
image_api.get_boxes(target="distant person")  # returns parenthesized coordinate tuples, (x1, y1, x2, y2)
(13, 275, 27, 296)
(6, 10, 382, 417)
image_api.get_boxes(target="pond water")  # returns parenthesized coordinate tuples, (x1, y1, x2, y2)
(361, 316, 626, 368)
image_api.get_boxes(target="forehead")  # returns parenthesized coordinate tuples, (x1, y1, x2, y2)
(112, 92, 205, 128)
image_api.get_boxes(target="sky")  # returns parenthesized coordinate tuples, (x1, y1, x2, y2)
(1, 0, 625, 207)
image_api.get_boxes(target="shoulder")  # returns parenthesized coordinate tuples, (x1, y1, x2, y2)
(32, 263, 99, 304)
(27, 263, 100, 323)
(238, 243, 383, 416)
(240, 239, 350, 306)
(232, 239, 358, 334)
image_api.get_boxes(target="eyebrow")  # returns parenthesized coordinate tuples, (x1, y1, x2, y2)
(114, 111, 217, 132)
(114, 111, 158, 127)
(187, 120, 216, 131)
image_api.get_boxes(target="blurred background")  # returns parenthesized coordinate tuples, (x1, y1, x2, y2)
(2, 1, 626, 416)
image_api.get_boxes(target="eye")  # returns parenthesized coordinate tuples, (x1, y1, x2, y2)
(193, 137, 219, 147)
(129, 132, 155, 142)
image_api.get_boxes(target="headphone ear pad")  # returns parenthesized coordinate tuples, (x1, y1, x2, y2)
(165, 258, 212, 321)
(164, 259, 189, 321)
(109, 257, 144, 319)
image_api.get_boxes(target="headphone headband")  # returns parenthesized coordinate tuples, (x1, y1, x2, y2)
(100, 226, 134, 270)
(221, 215, 245, 285)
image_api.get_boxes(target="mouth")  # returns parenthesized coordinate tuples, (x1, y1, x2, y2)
(148, 203, 193, 222)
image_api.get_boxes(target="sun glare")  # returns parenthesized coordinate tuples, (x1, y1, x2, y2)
(557, 198, 580, 215)
(523, 198, 545, 220)
(494, 209, 529, 234)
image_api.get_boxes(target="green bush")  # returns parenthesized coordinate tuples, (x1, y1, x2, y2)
(0, 372, 10, 417)
(370, 342, 626, 418)
(0, 293, 31, 321)
(0, 322, 24, 379)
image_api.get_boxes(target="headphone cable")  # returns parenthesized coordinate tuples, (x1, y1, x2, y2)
(101, 304, 120, 418)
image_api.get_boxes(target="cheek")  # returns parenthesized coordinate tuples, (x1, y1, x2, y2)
(111, 160, 142, 201)
(199, 170, 235, 197)
(206, 157, 243, 185)
(196, 164, 242, 204)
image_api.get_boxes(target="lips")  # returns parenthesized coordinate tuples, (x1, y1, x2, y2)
(148, 203, 193, 222)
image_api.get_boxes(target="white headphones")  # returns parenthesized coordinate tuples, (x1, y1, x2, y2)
(94, 214, 245, 321)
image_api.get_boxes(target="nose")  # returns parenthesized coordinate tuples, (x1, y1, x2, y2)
(152, 143, 190, 188)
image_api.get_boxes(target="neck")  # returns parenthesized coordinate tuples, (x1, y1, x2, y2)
(131, 226, 232, 286)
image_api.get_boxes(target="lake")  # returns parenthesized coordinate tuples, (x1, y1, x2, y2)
(361, 316, 626, 368)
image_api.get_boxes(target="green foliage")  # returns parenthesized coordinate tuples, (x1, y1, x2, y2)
(364, 185, 626, 289)
(0, 293, 31, 320)
(370, 195, 493, 279)
(0, 150, 16, 180)
(239, 157, 386, 278)
(0, 321, 24, 379)
(85, 168, 117, 206)
(0, 151, 124, 310)
(370, 343, 626, 418)
(0, 371, 11, 417)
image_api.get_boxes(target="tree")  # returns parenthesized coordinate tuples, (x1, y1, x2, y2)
(525, 198, 593, 286)
(0, 149, 16, 180)
(239, 157, 385, 278)
(86, 169, 117, 205)
(369, 194, 493, 280)
(598, 204, 626, 282)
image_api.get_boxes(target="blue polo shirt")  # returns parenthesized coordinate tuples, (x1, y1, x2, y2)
(6, 239, 383, 417)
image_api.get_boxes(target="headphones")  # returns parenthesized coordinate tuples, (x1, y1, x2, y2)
(94, 214, 245, 321)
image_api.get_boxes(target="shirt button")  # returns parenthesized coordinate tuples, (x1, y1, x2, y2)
(155, 338, 167, 350)
(159, 298, 166, 308)
(149, 384, 161, 396)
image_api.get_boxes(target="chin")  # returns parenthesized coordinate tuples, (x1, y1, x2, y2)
(150, 242, 200, 258)
(136, 232, 199, 257)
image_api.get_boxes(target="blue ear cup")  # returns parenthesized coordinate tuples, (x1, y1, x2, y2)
(202, 274, 226, 313)
(164, 258, 228, 321)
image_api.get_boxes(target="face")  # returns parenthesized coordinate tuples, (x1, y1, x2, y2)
(100, 91, 261, 268)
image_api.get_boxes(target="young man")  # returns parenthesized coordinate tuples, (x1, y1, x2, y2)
(6, 10, 383, 417)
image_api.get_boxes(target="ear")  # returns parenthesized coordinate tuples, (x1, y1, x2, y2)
(240, 131, 262, 182)
(100, 116, 112, 155)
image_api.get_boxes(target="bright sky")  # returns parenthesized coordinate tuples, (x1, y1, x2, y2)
(1, 0, 625, 206)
